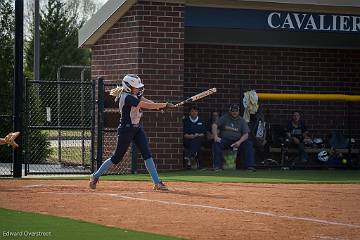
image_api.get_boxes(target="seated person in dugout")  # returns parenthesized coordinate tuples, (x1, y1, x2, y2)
(183, 106, 207, 169)
(212, 104, 255, 171)
(285, 111, 311, 162)
(205, 110, 221, 144)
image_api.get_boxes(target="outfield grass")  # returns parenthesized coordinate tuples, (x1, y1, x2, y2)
(42, 130, 91, 138)
(40, 169, 360, 184)
(0, 208, 182, 240)
(48, 146, 91, 165)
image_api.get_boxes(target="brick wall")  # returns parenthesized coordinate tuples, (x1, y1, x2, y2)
(91, 1, 184, 171)
(136, 1, 184, 171)
(185, 45, 360, 147)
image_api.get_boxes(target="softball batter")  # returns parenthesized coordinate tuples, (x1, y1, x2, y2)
(89, 74, 173, 191)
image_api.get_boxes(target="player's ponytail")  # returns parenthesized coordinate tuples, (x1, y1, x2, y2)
(110, 86, 124, 102)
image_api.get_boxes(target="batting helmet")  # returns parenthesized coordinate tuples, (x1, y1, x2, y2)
(318, 150, 329, 162)
(122, 74, 144, 93)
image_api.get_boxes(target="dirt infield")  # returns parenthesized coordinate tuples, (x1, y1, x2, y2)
(0, 180, 359, 240)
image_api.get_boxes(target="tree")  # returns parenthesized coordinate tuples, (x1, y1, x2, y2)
(25, 0, 93, 80)
(0, 0, 14, 115)
(0, 0, 15, 161)
(67, 0, 98, 27)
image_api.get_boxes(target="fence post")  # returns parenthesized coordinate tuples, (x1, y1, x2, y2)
(24, 79, 29, 176)
(57, 69, 62, 164)
(96, 78, 104, 170)
(91, 80, 96, 172)
(80, 69, 85, 166)
(13, 0, 24, 178)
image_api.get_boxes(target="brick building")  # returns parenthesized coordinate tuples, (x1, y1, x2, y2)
(79, 0, 360, 171)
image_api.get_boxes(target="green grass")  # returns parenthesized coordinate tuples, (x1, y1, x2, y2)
(42, 130, 91, 138)
(0, 208, 182, 240)
(38, 129, 92, 165)
(36, 169, 360, 184)
(48, 146, 91, 165)
(101, 169, 360, 183)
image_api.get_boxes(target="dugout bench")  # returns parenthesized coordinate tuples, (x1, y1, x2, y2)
(187, 137, 360, 170)
(268, 146, 360, 169)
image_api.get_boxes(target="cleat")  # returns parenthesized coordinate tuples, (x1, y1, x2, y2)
(89, 174, 99, 189)
(153, 181, 168, 191)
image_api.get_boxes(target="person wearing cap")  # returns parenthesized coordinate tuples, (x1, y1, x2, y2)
(183, 106, 207, 169)
(211, 104, 255, 171)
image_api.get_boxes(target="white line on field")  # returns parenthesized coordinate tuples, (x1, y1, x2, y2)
(22, 184, 49, 188)
(115, 195, 360, 229)
(314, 235, 346, 240)
(23, 184, 78, 188)
(38, 191, 360, 229)
(38, 191, 147, 196)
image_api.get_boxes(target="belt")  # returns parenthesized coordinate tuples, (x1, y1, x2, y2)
(120, 124, 140, 128)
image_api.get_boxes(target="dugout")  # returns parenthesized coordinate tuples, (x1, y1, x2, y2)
(79, 0, 360, 171)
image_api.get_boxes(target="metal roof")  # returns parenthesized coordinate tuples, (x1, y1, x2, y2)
(78, 0, 136, 48)
(79, 0, 360, 48)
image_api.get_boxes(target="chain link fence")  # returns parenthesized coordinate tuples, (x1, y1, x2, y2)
(0, 115, 14, 176)
(24, 80, 95, 175)
(17, 75, 137, 176)
(102, 130, 132, 175)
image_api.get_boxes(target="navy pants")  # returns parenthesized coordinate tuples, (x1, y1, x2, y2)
(110, 125, 151, 164)
(212, 138, 254, 169)
(184, 137, 203, 156)
(184, 137, 204, 168)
